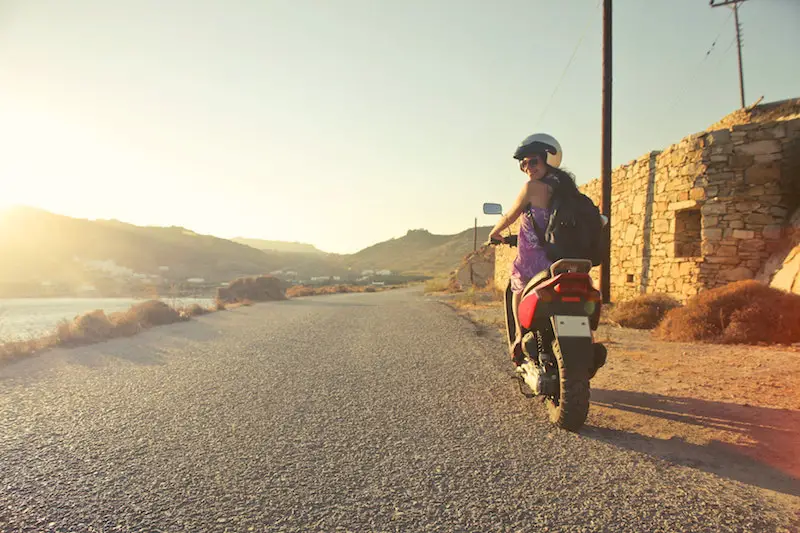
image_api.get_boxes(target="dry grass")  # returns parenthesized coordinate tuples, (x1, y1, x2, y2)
(424, 278, 451, 293)
(606, 293, 683, 329)
(0, 300, 191, 361)
(285, 284, 386, 298)
(655, 280, 800, 344)
(450, 286, 501, 308)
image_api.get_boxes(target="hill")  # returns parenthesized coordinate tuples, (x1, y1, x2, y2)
(0, 207, 493, 296)
(231, 237, 324, 254)
(0, 207, 289, 296)
(344, 227, 493, 275)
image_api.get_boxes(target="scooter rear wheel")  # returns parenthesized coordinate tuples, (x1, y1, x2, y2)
(546, 336, 591, 431)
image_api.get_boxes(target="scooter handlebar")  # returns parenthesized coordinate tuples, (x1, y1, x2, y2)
(488, 235, 518, 247)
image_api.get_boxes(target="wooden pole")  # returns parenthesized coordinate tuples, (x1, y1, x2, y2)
(600, 0, 612, 304)
(734, 3, 745, 108)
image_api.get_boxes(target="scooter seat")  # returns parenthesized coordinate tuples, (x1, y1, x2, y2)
(522, 269, 552, 298)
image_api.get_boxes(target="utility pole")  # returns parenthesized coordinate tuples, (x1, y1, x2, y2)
(600, 0, 612, 304)
(710, 0, 748, 109)
(470, 217, 477, 286)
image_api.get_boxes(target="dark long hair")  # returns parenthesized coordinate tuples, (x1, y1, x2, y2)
(545, 165, 580, 197)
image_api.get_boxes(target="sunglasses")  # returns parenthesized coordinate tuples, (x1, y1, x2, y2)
(519, 155, 541, 170)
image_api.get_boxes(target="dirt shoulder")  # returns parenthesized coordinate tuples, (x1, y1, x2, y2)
(432, 290, 800, 521)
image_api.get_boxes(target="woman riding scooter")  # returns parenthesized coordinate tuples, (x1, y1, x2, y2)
(488, 134, 580, 366)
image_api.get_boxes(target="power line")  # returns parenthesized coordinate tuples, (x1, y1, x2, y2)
(710, 0, 749, 108)
(665, 9, 734, 114)
(534, 1, 601, 128)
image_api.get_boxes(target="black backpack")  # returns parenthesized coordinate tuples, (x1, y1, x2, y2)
(526, 178, 606, 266)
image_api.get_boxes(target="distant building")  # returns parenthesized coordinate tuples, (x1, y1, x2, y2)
(376, 270, 392, 276)
(187, 278, 205, 284)
(361, 269, 375, 276)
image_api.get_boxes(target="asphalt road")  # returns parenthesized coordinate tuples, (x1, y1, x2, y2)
(0, 288, 795, 532)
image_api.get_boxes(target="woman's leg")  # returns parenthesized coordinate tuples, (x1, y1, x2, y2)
(510, 290, 523, 364)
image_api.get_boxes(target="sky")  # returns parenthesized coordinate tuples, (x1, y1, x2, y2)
(0, 0, 798, 254)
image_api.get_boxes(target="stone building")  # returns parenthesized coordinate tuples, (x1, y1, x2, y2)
(494, 98, 800, 302)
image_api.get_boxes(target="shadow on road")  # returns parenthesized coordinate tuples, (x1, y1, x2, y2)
(584, 389, 800, 498)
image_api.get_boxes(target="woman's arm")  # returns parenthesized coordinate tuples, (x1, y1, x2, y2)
(489, 182, 530, 240)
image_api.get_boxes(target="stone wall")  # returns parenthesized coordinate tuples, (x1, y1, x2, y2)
(494, 112, 800, 302)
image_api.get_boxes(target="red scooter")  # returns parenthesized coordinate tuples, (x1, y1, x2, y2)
(486, 209, 607, 431)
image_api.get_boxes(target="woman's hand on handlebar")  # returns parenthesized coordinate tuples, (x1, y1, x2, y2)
(487, 234, 518, 247)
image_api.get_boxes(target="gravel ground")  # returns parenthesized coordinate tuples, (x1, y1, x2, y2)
(0, 288, 796, 532)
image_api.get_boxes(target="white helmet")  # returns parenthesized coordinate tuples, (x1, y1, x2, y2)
(513, 133, 562, 168)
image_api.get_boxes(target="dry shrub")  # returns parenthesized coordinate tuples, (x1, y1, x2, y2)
(364, 286, 377, 293)
(607, 293, 682, 329)
(124, 300, 184, 327)
(215, 300, 227, 311)
(0, 338, 49, 360)
(68, 310, 116, 342)
(217, 275, 287, 304)
(1, 300, 193, 361)
(286, 285, 316, 298)
(654, 280, 800, 344)
(180, 303, 210, 318)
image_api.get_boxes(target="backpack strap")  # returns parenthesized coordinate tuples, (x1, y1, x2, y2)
(526, 205, 547, 244)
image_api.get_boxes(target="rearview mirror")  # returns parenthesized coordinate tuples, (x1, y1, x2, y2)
(483, 203, 503, 215)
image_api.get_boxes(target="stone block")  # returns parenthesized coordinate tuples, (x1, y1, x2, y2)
(711, 144, 733, 155)
(624, 224, 638, 245)
(728, 220, 744, 229)
(735, 140, 781, 156)
(707, 172, 735, 183)
(717, 245, 739, 256)
(754, 153, 782, 164)
(722, 266, 754, 281)
(678, 261, 695, 277)
(669, 200, 698, 211)
(732, 229, 755, 239)
(746, 213, 774, 225)
(739, 239, 766, 252)
(735, 201, 760, 213)
(730, 154, 755, 168)
(702, 228, 723, 240)
(744, 164, 781, 185)
(701, 203, 727, 215)
(689, 188, 706, 201)
(705, 256, 741, 265)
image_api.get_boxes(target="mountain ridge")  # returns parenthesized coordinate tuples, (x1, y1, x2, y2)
(0, 207, 493, 296)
